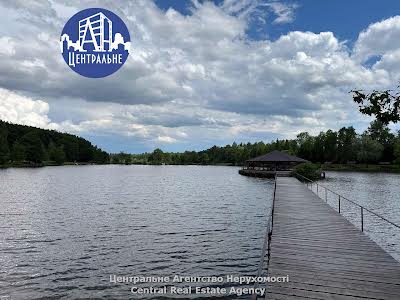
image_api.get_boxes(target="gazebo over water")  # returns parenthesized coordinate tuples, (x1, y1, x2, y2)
(239, 150, 309, 178)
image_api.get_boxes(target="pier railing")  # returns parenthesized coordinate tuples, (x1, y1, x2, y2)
(294, 172, 400, 232)
(252, 173, 277, 300)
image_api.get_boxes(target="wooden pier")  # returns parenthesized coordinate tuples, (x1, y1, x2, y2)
(264, 176, 400, 299)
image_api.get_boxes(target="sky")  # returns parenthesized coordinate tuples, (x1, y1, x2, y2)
(0, 0, 400, 153)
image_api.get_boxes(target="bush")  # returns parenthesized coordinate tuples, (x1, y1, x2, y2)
(292, 163, 320, 181)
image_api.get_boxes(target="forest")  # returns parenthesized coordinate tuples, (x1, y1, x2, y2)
(112, 120, 400, 166)
(2, 119, 400, 168)
(0, 120, 109, 166)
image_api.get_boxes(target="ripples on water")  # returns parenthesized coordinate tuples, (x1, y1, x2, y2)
(316, 171, 400, 262)
(0, 165, 273, 299)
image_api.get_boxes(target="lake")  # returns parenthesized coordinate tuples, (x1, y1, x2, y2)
(1, 166, 399, 299)
(318, 171, 400, 262)
(0, 165, 273, 299)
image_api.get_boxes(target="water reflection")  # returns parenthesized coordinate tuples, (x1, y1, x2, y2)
(0, 165, 273, 299)
(321, 171, 400, 261)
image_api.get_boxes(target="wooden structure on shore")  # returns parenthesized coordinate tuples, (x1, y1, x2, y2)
(239, 150, 309, 178)
(259, 176, 400, 299)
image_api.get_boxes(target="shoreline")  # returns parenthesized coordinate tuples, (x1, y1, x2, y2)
(1, 162, 400, 173)
(322, 164, 400, 173)
(0, 162, 236, 169)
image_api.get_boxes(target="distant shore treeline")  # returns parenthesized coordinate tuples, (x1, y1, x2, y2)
(112, 120, 400, 166)
(1, 119, 400, 168)
(0, 120, 109, 166)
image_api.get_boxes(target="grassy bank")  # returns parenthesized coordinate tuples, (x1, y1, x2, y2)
(0, 161, 108, 169)
(322, 163, 400, 173)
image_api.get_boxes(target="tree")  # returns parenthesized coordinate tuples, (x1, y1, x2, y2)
(148, 148, 164, 165)
(93, 149, 109, 163)
(0, 121, 108, 165)
(357, 135, 384, 163)
(324, 130, 337, 162)
(366, 120, 394, 161)
(77, 139, 94, 162)
(19, 132, 44, 163)
(11, 141, 25, 161)
(393, 131, 400, 164)
(199, 152, 210, 165)
(296, 132, 314, 161)
(110, 152, 132, 164)
(0, 124, 10, 164)
(394, 139, 400, 164)
(293, 163, 320, 180)
(48, 142, 66, 164)
(337, 127, 357, 163)
(313, 132, 326, 163)
(351, 87, 400, 125)
(367, 120, 394, 145)
(62, 138, 79, 162)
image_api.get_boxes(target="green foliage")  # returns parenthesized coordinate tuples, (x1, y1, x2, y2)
(11, 141, 25, 161)
(367, 120, 395, 161)
(4, 118, 395, 168)
(337, 127, 357, 163)
(0, 124, 10, 164)
(351, 87, 400, 125)
(0, 120, 109, 165)
(394, 139, 400, 164)
(92, 148, 110, 164)
(148, 148, 165, 165)
(356, 135, 384, 163)
(19, 131, 45, 163)
(296, 132, 314, 161)
(111, 152, 132, 164)
(111, 121, 400, 166)
(324, 130, 338, 162)
(293, 163, 321, 181)
(367, 120, 394, 145)
(48, 142, 66, 164)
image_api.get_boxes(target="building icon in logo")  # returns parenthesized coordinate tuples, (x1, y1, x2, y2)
(60, 8, 130, 78)
(78, 12, 112, 52)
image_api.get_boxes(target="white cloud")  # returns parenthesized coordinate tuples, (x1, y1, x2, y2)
(0, 87, 57, 128)
(221, 0, 298, 25)
(353, 16, 400, 62)
(156, 136, 177, 143)
(0, 0, 400, 152)
(265, 1, 298, 24)
(0, 37, 16, 56)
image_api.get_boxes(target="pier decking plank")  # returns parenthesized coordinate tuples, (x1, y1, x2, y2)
(265, 177, 400, 299)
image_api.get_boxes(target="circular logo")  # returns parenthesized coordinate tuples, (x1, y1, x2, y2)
(60, 8, 130, 78)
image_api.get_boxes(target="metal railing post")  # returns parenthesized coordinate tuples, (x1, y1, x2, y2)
(361, 207, 364, 232)
(252, 173, 277, 300)
(293, 172, 400, 233)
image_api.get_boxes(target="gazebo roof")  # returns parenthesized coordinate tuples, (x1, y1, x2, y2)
(246, 150, 309, 163)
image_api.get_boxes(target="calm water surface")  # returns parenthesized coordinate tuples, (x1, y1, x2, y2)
(2, 167, 400, 299)
(0, 165, 273, 299)
(319, 171, 400, 261)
